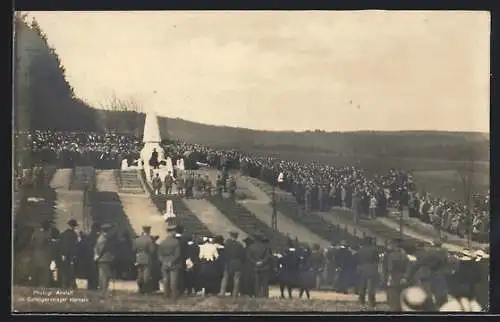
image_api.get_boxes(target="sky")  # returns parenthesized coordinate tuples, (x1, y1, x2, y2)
(26, 11, 490, 133)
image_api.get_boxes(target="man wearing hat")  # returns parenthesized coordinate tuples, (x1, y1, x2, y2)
(385, 239, 410, 310)
(30, 219, 54, 287)
(219, 231, 245, 297)
(94, 223, 115, 296)
(246, 233, 272, 298)
(158, 219, 182, 300)
(132, 225, 155, 294)
(356, 236, 379, 307)
(56, 219, 80, 289)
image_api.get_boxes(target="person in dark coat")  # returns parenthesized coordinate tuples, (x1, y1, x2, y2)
(83, 223, 100, 290)
(386, 240, 410, 310)
(149, 235, 161, 292)
(241, 237, 255, 296)
(309, 243, 325, 289)
(56, 219, 80, 289)
(132, 226, 155, 294)
(333, 241, 351, 293)
(149, 148, 159, 169)
(30, 219, 54, 287)
(356, 236, 379, 307)
(219, 231, 245, 297)
(158, 221, 182, 300)
(184, 236, 200, 296)
(278, 239, 300, 298)
(152, 173, 162, 195)
(247, 234, 272, 298)
(94, 223, 115, 296)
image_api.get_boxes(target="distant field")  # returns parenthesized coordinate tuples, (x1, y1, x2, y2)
(412, 170, 489, 202)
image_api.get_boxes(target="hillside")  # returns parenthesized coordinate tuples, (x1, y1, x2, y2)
(13, 14, 489, 164)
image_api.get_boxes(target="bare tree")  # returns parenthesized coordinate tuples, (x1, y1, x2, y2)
(97, 93, 143, 134)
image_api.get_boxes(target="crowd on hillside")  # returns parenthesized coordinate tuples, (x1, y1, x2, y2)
(14, 130, 489, 242)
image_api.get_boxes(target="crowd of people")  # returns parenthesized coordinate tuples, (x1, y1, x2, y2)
(15, 130, 489, 243)
(26, 216, 488, 311)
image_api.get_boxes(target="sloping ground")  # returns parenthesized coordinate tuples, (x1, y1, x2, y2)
(48, 168, 72, 190)
(114, 170, 145, 194)
(90, 191, 136, 239)
(95, 170, 119, 192)
(12, 286, 389, 312)
(182, 198, 249, 239)
(119, 194, 166, 239)
(242, 176, 361, 247)
(69, 166, 95, 191)
(207, 195, 291, 251)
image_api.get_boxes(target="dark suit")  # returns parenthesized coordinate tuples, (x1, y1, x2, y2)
(246, 241, 272, 298)
(356, 244, 379, 306)
(31, 228, 53, 287)
(133, 234, 155, 293)
(386, 250, 409, 310)
(94, 233, 115, 294)
(220, 238, 245, 296)
(57, 228, 79, 289)
(158, 235, 182, 299)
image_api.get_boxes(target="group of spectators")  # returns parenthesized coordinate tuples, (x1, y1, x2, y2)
(14, 130, 489, 243)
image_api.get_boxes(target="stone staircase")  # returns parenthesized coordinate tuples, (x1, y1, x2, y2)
(69, 166, 95, 191)
(95, 170, 119, 192)
(90, 191, 136, 238)
(114, 170, 145, 194)
(207, 195, 290, 251)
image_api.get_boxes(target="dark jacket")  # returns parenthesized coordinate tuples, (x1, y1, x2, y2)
(57, 228, 79, 260)
(387, 250, 409, 285)
(246, 241, 272, 271)
(31, 228, 53, 265)
(158, 235, 182, 270)
(133, 234, 155, 266)
(356, 245, 379, 278)
(223, 238, 246, 272)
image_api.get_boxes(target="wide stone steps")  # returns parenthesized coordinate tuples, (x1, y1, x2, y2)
(114, 170, 145, 194)
(207, 195, 290, 251)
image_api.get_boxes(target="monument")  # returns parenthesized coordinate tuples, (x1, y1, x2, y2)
(140, 109, 166, 169)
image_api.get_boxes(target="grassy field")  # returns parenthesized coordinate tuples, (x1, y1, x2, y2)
(412, 170, 489, 202)
(12, 286, 389, 312)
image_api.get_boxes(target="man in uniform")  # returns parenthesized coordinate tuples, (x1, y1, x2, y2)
(164, 171, 175, 195)
(309, 243, 325, 289)
(228, 176, 237, 202)
(356, 236, 379, 307)
(152, 173, 163, 195)
(216, 175, 224, 196)
(241, 236, 255, 296)
(30, 219, 54, 287)
(133, 225, 155, 294)
(57, 219, 80, 289)
(94, 223, 115, 296)
(83, 222, 100, 290)
(247, 234, 272, 298)
(158, 220, 182, 300)
(386, 240, 410, 310)
(219, 231, 245, 297)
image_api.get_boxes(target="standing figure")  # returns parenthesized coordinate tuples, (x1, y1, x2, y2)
(164, 171, 175, 195)
(356, 237, 379, 307)
(152, 173, 162, 195)
(228, 177, 237, 202)
(30, 220, 54, 287)
(94, 223, 115, 296)
(133, 226, 155, 294)
(247, 234, 272, 298)
(158, 221, 182, 300)
(56, 219, 80, 289)
(386, 240, 410, 310)
(219, 231, 245, 297)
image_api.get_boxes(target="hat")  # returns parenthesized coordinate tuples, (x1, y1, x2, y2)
(142, 225, 151, 232)
(243, 236, 254, 244)
(67, 219, 79, 228)
(229, 231, 239, 238)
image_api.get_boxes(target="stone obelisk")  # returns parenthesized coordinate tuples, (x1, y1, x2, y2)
(140, 109, 166, 170)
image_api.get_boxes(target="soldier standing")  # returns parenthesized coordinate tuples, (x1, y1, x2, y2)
(247, 234, 272, 298)
(241, 237, 255, 296)
(228, 177, 237, 202)
(356, 236, 379, 307)
(152, 173, 162, 195)
(386, 240, 410, 310)
(57, 219, 80, 289)
(164, 172, 174, 195)
(216, 175, 224, 196)
(219, 231, 245, 297)
(94, 223, 115, 296)
(30, 219, 54, 287)
(158, 220, 182, 300)
(309, 243, 325, 289)
(133, 225, 155, 294)
(83, 223, 100, 290)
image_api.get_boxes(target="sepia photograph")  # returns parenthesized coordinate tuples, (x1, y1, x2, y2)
(12, 10, 490, 313)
